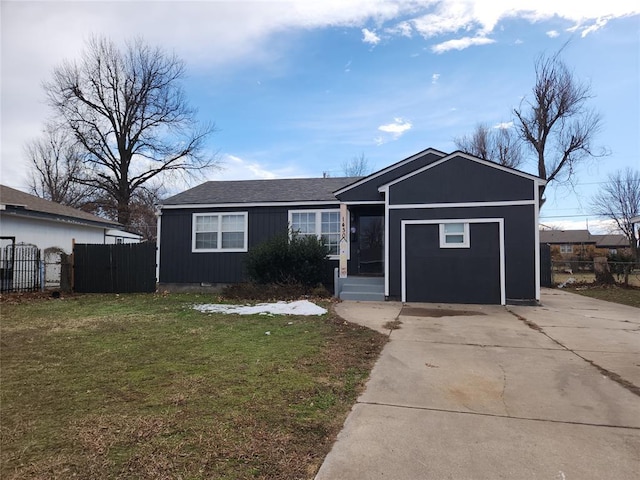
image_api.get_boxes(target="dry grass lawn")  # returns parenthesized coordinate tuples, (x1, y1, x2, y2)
(0, 292, 386, 480)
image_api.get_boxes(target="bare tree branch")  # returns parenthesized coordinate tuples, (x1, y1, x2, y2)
(43, 35, 218, 227)
(341, 152, 372, 177)
(454, 123, 523, 169)
(591, 168, 640, 261)
(26, 124, 96, 209)
(514, 50, 607, 206)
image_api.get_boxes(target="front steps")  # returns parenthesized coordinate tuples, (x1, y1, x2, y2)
(337, 276, 385, 301)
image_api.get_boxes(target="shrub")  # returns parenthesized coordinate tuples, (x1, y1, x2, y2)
(245, 232, 330, 287)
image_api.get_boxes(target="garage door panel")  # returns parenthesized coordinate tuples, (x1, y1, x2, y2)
(405, 223, 501, 304)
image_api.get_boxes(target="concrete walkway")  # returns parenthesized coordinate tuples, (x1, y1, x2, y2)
(315, 289, 640, 480)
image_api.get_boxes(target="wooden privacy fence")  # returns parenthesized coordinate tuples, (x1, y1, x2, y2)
(539, 243, 552, 288)
(73, 242, 156, 293)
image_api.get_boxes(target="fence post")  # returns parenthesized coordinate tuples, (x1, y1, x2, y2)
(40, 258, 45, 292)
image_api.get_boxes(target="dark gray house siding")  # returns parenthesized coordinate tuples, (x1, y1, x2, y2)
(335, 148, 445, 202)
(388, 156, 535, 204)
(159, 204, 339, 285)
(387, 205, 536, 303)
(381, 153, 540, 304)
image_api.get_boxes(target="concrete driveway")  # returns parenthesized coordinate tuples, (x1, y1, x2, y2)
(315, 288, 640, 480)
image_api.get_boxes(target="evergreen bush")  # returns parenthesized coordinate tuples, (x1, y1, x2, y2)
(245, 232, 330, 287)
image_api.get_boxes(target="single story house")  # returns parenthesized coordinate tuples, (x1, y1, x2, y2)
(539, 229, 631, 258)
(0, 184, 141, 254)
(0, 184, 141, 291)
(158, 148, 545, 305)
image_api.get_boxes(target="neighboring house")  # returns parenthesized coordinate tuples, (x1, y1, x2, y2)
(539, 229, 631, 258)
(158, 148, 545, 305)
(539, 229, 593, 258)
(0, 185, 141, 253)
(0, 185, 142, 291)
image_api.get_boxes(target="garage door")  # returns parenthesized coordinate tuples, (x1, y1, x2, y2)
(403, 220, 503, 304)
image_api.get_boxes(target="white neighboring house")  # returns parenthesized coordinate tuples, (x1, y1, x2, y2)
(0, 184, 141, 290)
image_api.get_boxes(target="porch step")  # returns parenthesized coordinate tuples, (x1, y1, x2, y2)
(338, 277, 385, 302)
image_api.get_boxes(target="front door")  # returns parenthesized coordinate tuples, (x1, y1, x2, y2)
(358, 215, 384, 275)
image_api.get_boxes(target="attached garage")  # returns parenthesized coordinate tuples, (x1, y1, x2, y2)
(402, 219, 504, 304)
(371, 151, 545, 305)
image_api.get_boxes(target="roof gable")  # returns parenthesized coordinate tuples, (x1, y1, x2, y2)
(334, 148, 446, 202)
(383, 153, 541, 204)
(379, 151, 545, 192)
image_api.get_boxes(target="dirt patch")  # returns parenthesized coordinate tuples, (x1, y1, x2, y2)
(383, 319, 402, 330)
(401, 307, 487, 318)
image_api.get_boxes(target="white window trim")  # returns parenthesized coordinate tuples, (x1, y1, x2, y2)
(560, 244, 573, 254)
(192, 212, 248, 253)
(439, 222, 470, 248)
(288, 209, 342, 259)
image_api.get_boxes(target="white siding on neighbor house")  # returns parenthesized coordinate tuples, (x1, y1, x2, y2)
(0, 214, 107, 254)
(105, 229, 142, 244)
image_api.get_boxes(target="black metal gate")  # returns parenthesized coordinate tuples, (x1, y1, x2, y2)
(1, 238, 42, 293)
(73, 243, 156, 293)
(540, 243, 552, 287)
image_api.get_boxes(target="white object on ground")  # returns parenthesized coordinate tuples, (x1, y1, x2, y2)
(193, 300, 327, 316)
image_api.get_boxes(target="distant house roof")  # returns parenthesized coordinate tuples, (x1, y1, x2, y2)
(162, 177, 362, 206)
(0, 184, 119, 228)
(539, 229, 593, 244)
(592, 234, 629, 248)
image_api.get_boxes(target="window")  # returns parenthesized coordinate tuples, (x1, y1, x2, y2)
(560, 244, 573, 254)
(289, 209, 341, 256)
(439, 222, 470, 248)
(192, 212, 248, 252)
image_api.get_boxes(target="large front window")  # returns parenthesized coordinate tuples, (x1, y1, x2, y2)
(192, 212, 248, 252)
(289, 209, 340, 256)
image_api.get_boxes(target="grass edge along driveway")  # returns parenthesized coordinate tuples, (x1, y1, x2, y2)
(0, 293, 387, 480)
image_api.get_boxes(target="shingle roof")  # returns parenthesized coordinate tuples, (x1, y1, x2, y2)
(539, 229, 593, 244)
(162, 177, 362, 205)
(0, 184, 120, 227)
(592, 234, 629, 248)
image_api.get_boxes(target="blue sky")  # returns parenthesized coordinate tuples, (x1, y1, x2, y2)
(1, 1, 639, 233)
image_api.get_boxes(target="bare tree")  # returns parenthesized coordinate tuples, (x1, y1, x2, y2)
(342, 152, 372, 177)
(591, 168, 640, 261)
(454, 123, 523, 168)
(514, 50, 605, 206)
(26, 124, 95, 208)
(43, 35, 216, 228)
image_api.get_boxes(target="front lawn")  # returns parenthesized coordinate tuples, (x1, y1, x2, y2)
(563, 284, 640, 308)
(0, 293, 386, 479)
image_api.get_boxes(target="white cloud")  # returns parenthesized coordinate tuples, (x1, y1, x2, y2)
(362, 28, 381, 45)
(217, 154, 280, 180)
(2, 1, 639, 188)
(432, 73, 441, 84)
(546, 30, 560, 38)
(493, 121, 514, 129)
(578, 17, 612, 37)
(385, 21, 413, 37)
(431, 36, 496, 54)
(378, 117, 413, 139)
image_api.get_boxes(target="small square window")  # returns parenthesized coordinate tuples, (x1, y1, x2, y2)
(440, 222, 470, 248)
